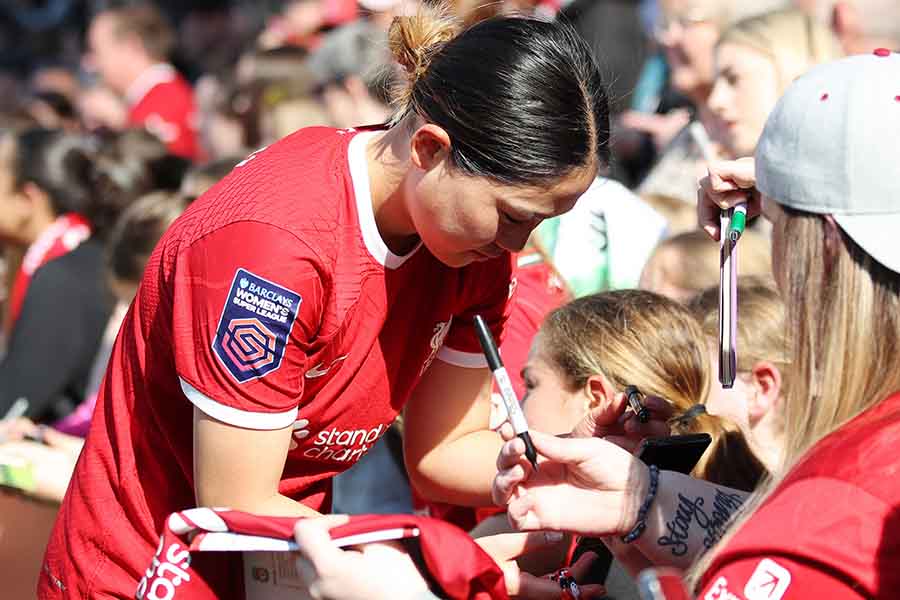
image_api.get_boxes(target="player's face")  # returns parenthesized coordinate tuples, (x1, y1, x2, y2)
(407, 160, 596, 268)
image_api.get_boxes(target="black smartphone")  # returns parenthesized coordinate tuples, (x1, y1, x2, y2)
(637, 434, 712, 474)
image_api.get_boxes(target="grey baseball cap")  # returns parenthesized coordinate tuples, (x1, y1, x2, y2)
(755, 49, 900, 274)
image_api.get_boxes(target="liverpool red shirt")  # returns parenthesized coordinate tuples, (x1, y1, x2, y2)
(39, 127, 513, 598)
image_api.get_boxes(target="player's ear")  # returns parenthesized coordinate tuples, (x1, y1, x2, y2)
(410, 124, 451, 171)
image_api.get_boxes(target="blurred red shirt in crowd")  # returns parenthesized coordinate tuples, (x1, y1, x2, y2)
(125, 64, 201, 161)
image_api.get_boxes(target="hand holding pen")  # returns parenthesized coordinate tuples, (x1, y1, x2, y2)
(474, 315, 539, 470)
(697, 158, 761, 241)
(688, 124, 756, 242)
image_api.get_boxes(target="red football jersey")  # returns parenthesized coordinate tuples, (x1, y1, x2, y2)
(127, 63, 200, 161)
(698, 392, 900, 600)
(39, 127, 514, 598)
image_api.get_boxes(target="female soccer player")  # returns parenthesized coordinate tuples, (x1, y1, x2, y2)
(39, 6, 610, 598)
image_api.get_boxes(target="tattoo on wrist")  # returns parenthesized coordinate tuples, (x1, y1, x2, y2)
(657, 489, 744, 556)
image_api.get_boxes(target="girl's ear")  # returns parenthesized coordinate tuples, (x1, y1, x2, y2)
(748, 360, 783, 425)
(409, 123, 451, 171)
(585, 372, 617, 409)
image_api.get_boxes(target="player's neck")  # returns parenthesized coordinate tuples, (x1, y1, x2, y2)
(366, 126, 420, 255)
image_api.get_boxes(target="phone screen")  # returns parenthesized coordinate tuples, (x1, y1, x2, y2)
(636, 434, 712, 474)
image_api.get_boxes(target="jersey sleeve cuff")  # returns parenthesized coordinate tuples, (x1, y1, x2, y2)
(179, 378, 298, 430)
(436, 346, 488, 369)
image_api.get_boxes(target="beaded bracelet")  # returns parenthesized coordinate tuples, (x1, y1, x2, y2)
(620, 464, 660, 544)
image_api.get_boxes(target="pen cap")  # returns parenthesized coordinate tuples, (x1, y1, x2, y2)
(730, 208, 746, 234)
(473, 315, 503, 371)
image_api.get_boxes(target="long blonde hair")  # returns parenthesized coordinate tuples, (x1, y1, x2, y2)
(690, 208, 900, 586)
(540, 290, 766, 491)
(717, 8, 842, 95)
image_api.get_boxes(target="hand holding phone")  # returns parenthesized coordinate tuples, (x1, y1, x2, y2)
(636, 434, 712, 475)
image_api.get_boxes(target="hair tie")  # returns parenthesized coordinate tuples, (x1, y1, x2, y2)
(671, 403, 707, 426)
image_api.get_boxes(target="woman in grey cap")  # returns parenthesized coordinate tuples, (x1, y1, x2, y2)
(488, 49, 900, 599)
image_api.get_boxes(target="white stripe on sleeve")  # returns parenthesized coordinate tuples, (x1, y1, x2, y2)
(179, 378, 298, 430)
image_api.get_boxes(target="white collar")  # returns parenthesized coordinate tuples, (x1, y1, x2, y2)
(125, 63, 176, 106)
(347, 130, 421, 269)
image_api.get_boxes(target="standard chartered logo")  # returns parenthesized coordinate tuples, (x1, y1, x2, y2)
(288, 418, 386, 463)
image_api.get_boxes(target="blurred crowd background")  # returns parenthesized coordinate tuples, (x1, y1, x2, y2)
(0, 0, 897, 598)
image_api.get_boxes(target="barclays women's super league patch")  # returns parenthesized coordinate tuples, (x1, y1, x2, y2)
(213, 269, 302, 383)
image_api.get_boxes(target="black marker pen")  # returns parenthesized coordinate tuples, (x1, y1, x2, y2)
(474, 315, 538, 470)
(625, 385, 651, 423)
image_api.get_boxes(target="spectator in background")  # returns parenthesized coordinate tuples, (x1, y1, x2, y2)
(639, 229, 772, 303)
(195, 77, 263, 159)
(803, 0, 900, 53)
(257, 0, 356, 51)
(637, 0, 789, 209)
(63, 191, 193, 436)
(307, 0, 399, 128)
(0, 191, 192, 504)
(96, 128, 191, 192)
(523, 291, 766, 491)
(0, 133, 153, 425)
(534, 176, 668, 298)
(707, 8, 841, 160)
(0, 129, 92, 338)
(83, 3, 200, 161)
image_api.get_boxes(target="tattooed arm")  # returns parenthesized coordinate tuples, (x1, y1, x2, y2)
(632, 471, 749, 570)
(496, 433, 751, 570)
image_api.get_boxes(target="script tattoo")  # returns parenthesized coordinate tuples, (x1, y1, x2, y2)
(657, 489, 744, 556)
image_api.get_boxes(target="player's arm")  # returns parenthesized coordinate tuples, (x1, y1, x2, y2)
(172, 220, 324, 516)
(403, 255, 517, 507)
(403, 360, 501, 507)
(193, 406, 320, 517)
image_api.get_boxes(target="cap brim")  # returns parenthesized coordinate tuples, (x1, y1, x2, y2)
(833, 213, 900, 275)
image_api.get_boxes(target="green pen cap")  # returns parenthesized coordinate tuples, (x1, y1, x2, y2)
(730, 207, 747, 237)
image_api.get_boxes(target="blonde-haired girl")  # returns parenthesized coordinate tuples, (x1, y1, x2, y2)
(708, 8, 842, 158)
(527, 290, 764, 492)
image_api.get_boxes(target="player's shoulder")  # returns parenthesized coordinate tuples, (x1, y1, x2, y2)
(170, 127, 352, 245)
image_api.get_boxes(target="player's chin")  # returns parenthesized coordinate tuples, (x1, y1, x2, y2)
(433, 249, 483, 268)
